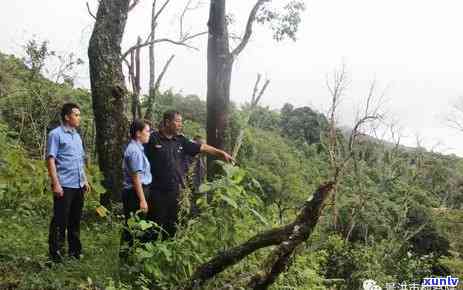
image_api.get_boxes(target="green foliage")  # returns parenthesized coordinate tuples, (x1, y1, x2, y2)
(317, 234, 436, 289)
(256, 0, 306, 41)
(1, 47, 462, 289)
(0, 116, 116, 290)
(0, 41, 94, 159)
(239, 127, 328, 224)
(122, 163, 270, 289)
(248, 105, 281, 132)
(280, 103, 329, 145)
(0, 122, 48, 213)
(272, 248, 328, 290)
(0, 206, 122, 290)
(181, 119, 206, 141)
(149, 90, 207, 126)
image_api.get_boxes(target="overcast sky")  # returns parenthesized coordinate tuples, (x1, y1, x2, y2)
(1, 0, 463, 155)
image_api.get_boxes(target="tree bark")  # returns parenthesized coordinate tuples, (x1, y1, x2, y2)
(128, 36, 142, 121)
(88, 0, 130, 201)
(206, 0, 268, 177)
(207, 0, 232, 151)
(148, 0, 156, 100)
(144, 54, 175, 121)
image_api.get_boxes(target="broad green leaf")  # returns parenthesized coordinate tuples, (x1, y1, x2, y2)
(92, 183, 106, 194)
(135, 248, 153, 259)
(139, 220, 153, 231)
(248, 207, 268, 225)
(220, 194, 238, 209)
(198, 183, 211, 193)
(95, 205, 108, 218)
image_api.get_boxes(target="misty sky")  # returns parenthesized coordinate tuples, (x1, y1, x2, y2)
(1, 0, 463, 155)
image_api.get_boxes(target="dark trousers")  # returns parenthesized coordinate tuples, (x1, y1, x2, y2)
(148, 187, 180, 240)
(48, 187, 84, 261)
(120, 185, 150, 251)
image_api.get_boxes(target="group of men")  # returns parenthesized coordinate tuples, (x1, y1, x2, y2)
(46, 103, 232, 262)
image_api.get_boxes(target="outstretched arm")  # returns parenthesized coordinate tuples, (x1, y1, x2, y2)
(200, 144, 234, 163)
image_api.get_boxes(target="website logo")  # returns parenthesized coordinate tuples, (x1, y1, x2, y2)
(422, 276, 459, 288)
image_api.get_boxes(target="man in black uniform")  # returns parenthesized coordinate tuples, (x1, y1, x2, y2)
(144, 110, 233, 239)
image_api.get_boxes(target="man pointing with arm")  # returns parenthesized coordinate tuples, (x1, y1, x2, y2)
(144, 110, 233, 239)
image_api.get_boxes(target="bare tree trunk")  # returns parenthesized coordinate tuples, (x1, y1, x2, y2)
(88, 0, 131, 201)
(206, 0, 233, 176)
(206, 0, 268, 177)
(132, 36, 142, 120)
(232, 74, 269, 159)
(332, 188, 338, 230)
(42, 126, 47, 160)
(144, 54, 175, 121)
(149, 0, 156, 100)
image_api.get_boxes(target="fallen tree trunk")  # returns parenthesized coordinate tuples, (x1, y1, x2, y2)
(181, 181, 335, 290)
(246, 182, 335, 289)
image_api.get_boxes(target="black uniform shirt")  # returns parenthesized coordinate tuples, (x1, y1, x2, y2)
(144, 130, 201, 190)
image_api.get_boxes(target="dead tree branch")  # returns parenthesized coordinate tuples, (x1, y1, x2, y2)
(446, 97, 463, 132)
(128, 0, 141, 11)
(179, 0, 203, 39)
(251, 74, 270, 106)
(154, 54, 175, 93)
(122, 0, 206, 59)
(86, 2, 97, 20)
(122, 31, 206, 59)
(144, 54, 175, 120)
(232, 73, 270, 158)
(231, 0, 269, 58)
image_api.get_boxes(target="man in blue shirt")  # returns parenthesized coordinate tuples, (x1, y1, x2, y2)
(46, 103, 90, 262)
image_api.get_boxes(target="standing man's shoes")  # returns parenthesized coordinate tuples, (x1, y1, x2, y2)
(48, 252, 63, 264)
(69, 253, 83, 260)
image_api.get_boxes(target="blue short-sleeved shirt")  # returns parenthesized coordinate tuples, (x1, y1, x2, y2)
(47, 125, 86, 189)
(123, 140, 152, 189)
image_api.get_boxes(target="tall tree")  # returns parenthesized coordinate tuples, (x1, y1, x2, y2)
(88, 0, 140, 200)
(206, 0, 305, 174)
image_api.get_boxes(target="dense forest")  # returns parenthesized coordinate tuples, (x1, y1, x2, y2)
(1, 1, 462, 290)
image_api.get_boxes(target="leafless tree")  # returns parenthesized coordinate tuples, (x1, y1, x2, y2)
(446, 96, 463, 133)
(232, 73, 270, 159)
(121, 0, 207, 120)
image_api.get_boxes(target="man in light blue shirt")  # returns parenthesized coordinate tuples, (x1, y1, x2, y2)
(46, 103, 90, 262)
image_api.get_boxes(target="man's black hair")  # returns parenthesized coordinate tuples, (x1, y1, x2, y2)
(162, 110, 181, 126)
(61, 103, 80, 122)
